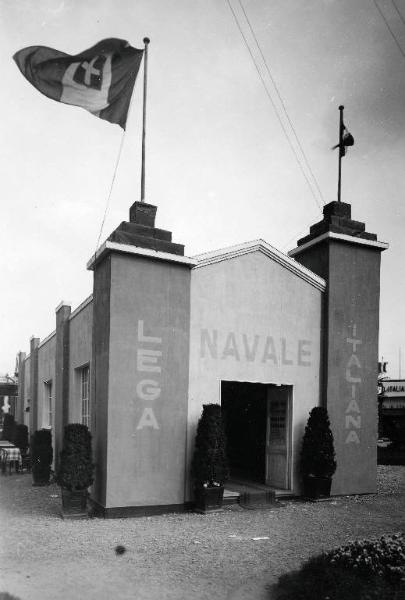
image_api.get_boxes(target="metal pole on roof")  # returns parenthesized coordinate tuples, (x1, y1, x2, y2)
(337, 105, 344, 203)
(140, 37, 150, 203)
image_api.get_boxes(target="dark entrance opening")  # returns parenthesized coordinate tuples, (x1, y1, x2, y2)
(221, 381, 267, 484)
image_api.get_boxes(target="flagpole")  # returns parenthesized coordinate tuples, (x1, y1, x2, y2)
(337, 105, 344, 203)
(141, 37, 150, 203)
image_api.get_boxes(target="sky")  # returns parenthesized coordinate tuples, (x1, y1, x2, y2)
(1, 0, 405, 377)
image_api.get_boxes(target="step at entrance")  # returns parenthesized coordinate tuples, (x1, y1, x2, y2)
(224, 479, 286, 507)
(239, 489, 276, 508)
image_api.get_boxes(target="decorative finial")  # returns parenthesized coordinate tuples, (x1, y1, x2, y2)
(143, 37, 150, 45)
(339, 105, 344, 110)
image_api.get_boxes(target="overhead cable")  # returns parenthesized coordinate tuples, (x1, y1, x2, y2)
(225, 0, 323, 213)
(392, 0, 405, 27)
(95, 129, 127, 253)
(372, 0, 405, 57)
(237, 0, 325, 207)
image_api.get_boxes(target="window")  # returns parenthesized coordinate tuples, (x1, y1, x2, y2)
(81, 366, 90, 428)
(44, 381, 52, 428)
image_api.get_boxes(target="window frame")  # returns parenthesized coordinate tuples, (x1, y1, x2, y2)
(43, 380, 52, 429)
(80, 365, 90, 428)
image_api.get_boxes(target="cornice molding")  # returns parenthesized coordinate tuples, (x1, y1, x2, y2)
(193, 239, 326, 291)
(69, 294, 93, 321)
(289, 231, 389, 257)
(87, 241, 198, 270)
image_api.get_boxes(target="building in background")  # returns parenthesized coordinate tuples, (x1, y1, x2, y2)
(378, 377, 405, 444)
(13, 199, 388, 516)
(0, 373, 18, 427)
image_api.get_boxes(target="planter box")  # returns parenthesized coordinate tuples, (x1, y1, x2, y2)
(61, 488, 88, 513)
(32, 471, 50, 486)
(194, 486, 224, 513)
(303, 475, 332, 500)
(378, 447, 405, 466)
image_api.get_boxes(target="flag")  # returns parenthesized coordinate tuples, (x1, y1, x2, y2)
(331, 124, 355, 156)
(13, 38, 144, 129)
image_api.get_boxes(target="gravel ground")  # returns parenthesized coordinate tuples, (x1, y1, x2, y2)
(0, 466, 404, 600)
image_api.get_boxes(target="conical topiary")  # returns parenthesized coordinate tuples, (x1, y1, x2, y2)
(56, 423, 94, 491)
(31, 429, 53, 485)
(301, 407, 336, 478)
(14, 424, 29, 454)
(192, 404, 229, 487)
(2, 413, 15, 441)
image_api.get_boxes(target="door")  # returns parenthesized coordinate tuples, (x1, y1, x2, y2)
(221, 381, 267, 484)
(265, 386, 292, 489)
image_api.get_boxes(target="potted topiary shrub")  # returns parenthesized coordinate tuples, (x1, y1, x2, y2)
(14, 424, 29, 455)
(300, 406, 336, 499)
(191, 404, 229, 513)
(31, 429, 53, 486)
(2, 413, 15, 441)
(55, 423, 94, 516)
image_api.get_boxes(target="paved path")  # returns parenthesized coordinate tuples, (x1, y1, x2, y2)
(0, 467, 404, 600)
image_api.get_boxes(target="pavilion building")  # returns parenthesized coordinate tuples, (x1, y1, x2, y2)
(15, 199, 388, 516)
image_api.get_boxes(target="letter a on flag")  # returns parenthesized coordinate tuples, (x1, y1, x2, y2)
(13, 38, 144, 129)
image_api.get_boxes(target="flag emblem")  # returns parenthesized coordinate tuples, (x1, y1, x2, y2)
(73, 56, 105, 89)
(13, 38, 144, 129)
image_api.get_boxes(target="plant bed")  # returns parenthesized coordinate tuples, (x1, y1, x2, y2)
(272, 533, 405, 600)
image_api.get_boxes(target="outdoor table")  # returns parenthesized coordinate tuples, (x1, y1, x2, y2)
(1, 447, 22, 474)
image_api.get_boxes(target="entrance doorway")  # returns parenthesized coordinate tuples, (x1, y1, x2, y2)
(221, 381, 292, 490)
(221, 381, 267, 483)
